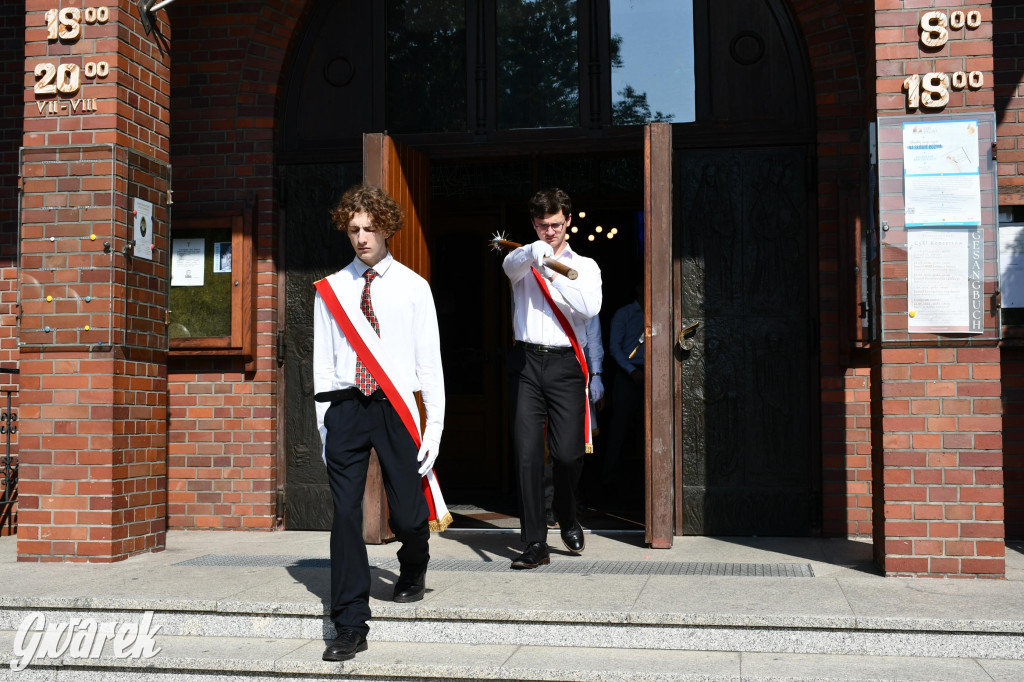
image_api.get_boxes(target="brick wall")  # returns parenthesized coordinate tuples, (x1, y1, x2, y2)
(17, 0, 171, 561)
(165, 0, 313, 530)
(994, 3, 1024, 541)
(874, 348, 1004, 575)
(871, 2, 1004, 576)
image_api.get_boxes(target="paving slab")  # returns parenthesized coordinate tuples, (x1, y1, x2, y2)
(978, 657, 1024, 682)
(631, 576, 856, 628)
(838, 578, 1024, 632)
(741, 651, 997, 682)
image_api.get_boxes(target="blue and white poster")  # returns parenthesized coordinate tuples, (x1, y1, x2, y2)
(903, 120, 981, 227)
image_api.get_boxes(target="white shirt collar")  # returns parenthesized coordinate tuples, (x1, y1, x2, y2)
(353, 251, 394, 277)
(554, 242, 577, 260)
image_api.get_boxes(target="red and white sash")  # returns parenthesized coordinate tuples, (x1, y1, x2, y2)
(314, 275, 452, 532)
(530, 267, 593, 453)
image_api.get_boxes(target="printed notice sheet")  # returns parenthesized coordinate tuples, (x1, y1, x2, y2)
(1000, 224, 1024, 308)
(133, 198, 154, 260)
(171, 238, 205, 287)
(903, 120, 981, 227)
(907, 227, 984, 333)
(213, 242, 232, 273)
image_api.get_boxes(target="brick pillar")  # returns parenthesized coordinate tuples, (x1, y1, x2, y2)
(872, 2, 1004, 577)
(17, 2, 171, 561)
(873, 348, 1004, 576)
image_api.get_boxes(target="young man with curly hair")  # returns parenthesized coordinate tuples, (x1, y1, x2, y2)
(313, 184, 445, 661)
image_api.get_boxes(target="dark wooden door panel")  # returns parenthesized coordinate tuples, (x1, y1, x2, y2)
(283, 162, 362, 530)
(676, 147, 815, 536)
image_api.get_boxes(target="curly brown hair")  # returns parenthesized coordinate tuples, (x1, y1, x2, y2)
(330, 184, 404, 236)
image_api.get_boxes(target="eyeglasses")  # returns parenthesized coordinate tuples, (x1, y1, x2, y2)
(532, 221, 566, 232)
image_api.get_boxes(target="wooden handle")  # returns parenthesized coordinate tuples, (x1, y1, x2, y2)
(543, 257, 578, 280)
(493, 239, 578, 280)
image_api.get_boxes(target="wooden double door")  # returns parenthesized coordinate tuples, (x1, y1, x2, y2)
(280, 130, 819, 541)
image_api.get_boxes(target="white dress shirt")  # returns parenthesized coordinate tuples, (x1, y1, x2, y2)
(502, 242, 602, 347)
(610, 299, 644, 373)
(313, 252, 445, 453)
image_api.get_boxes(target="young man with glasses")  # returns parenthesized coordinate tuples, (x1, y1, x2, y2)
(502, 188, 603, 569)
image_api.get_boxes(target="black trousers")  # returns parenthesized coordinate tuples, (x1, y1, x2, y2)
(509, 344, 585, 544)
(323, 395, 429, 636)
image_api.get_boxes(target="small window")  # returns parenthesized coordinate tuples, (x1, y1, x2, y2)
(496, 0, 579, 129)
(386, 0, 467, 133)
(610, 0, 695, 125)
(169, 209, 255, 366)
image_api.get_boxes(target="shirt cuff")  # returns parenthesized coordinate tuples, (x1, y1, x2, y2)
(422, 424, 443, 447)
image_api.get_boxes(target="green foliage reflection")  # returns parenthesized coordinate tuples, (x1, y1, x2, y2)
(387, 0, 467, 133)
(497, 0, 578, 129)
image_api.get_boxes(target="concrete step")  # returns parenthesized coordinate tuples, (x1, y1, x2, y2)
(2, 593, 1023, 661)
(2, 631, 1024, 681)
(3, 533, 1024, 680)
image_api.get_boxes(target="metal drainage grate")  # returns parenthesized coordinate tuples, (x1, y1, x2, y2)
(173, 554, 813, 577)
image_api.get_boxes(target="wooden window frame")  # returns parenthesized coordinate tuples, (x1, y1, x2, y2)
(169, 208, 255, 366)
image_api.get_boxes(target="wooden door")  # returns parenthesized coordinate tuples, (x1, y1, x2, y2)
(645, 123, 674, 547)
(675, 146, 817, 536)
(360, 133, 432, 543)
(282, 162, 362, 531)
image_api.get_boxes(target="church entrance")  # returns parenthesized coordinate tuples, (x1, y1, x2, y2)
(279, 149, 650, 531)
(276, 0, 820, 540)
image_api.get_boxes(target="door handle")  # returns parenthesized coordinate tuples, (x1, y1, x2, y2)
(676, 321, 700, 352)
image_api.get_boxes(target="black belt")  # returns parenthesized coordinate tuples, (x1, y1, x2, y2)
(520, 342, 574, 355)
(314, 387, 387, 403)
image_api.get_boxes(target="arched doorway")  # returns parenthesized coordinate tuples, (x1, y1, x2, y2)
(277, 0, 818, 538)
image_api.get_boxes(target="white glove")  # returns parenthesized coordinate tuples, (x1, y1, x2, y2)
(589, 374, 604, 402)
(417, 438, 439, 476)
(529, 240, 554, 276)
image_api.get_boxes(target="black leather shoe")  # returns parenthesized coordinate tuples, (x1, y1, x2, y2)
(511, 542, 550, 569)
(393, 567, 426, 603)
(322, 628, 368, 662)
(560, 521, 585, 554)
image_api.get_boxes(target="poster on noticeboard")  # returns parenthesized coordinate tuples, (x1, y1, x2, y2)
(903, 119, 981, 228)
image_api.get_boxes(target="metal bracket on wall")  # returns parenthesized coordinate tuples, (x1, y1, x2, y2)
(136, 0, 177, 35)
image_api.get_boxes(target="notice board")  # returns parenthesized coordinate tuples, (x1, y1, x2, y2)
(876, 112, 999, 342)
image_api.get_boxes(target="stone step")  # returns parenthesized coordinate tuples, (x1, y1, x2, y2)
(2, 595, 1024, 661)
(2, 631, 1024, 682)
